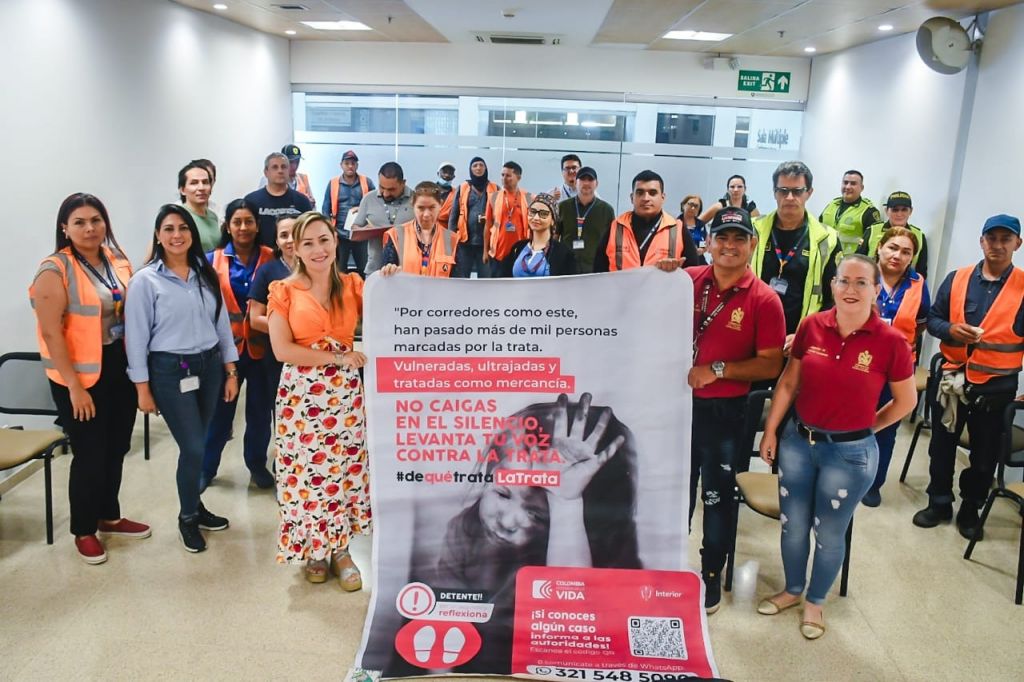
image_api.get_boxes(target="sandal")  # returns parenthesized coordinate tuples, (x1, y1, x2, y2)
(800, 619, 826, 640)
(332, 550, 363, 592)
(757, 592, 802, 615)
(305, 559, 328, 584)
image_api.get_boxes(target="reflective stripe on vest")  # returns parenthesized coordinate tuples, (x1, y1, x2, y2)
(212, 246, 274, 358)
(390, 221, 457, 277)
(607, 211, 683, 272)
(940, 266, 1024, 384)
(296, 173, 313, 203)
(330, 174, 370, 221)
(752, 211, 839, 320)
(865, 222, 925, 270)
(30, 247, 133, 389)
(890, 274, 924, 360)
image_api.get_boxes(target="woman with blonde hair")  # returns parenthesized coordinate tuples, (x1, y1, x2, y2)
(267, 211, 370, 589)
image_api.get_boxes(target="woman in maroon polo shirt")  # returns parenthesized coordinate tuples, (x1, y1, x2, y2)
(756, 254, 917, 639)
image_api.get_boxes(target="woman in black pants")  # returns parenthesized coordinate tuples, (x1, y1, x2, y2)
(30, 193, 150, 565)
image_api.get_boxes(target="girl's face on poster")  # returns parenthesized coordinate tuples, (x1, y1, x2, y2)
(479, 485, 549, 547)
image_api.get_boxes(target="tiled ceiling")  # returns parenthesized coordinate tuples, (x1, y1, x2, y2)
(171, 0, 1020, 56)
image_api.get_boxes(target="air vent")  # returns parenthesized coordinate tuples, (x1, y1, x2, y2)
(272, 4, 309, 10)
(488, 35, 546, 45)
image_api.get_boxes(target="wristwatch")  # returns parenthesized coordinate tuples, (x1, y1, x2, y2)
(711, 361, 726, 379)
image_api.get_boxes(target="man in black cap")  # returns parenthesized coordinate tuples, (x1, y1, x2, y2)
(856, 191, 929, 278)
(556, 166, 613, 273)
(323, 150, 375, 274)
(260, 144, 315, 209)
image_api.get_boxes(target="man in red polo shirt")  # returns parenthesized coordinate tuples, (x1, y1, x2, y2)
(681, 207, 786, 614)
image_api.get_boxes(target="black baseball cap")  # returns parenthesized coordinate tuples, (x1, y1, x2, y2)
(710, 206, 755, 235)
(885, 191, 912, 208)
(341, 150, 359, 162)
(282, 145, 302, 160)
(576, 166, 597, 180)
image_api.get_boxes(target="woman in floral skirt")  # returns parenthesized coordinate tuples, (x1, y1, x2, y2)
(267, 211, 370, 590)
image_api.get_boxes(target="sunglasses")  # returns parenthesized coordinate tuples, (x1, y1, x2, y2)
(775, 187, 809, 197)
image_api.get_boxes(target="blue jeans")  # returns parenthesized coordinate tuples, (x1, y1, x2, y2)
(148, 348, 223, 519)
(777, 421, 877, 604)
(688, 396, 746, 573)
(455, 243, 493, 278)
(202, 350, 273, 478)
(870, 384, 897, 494)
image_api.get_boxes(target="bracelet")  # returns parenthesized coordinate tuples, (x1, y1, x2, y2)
(226, 368, 239, 377)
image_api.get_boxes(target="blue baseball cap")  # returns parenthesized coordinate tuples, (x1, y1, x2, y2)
(981, 214, 1021, 236)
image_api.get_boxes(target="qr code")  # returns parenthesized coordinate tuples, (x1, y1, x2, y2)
(627, 616, 687, 659)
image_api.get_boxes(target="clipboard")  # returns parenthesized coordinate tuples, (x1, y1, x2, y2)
(345, 208, 390, 242)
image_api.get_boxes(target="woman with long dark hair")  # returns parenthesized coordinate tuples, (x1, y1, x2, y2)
(30, 193, 148, 564)
(125, 204, 238, 553)
(200, 199, 275, 491)
(699, 174, 760, 224)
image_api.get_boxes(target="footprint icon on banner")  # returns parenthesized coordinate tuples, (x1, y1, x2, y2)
(413, 625, 436, 663)
(442, 627, 467, 664)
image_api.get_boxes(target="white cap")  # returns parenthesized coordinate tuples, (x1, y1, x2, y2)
(438, 161, 456, 172)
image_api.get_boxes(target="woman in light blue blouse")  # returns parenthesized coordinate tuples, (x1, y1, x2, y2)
(125, 204, 239, 554)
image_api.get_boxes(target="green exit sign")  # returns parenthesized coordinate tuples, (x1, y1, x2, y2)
(738, 70, 791, 93)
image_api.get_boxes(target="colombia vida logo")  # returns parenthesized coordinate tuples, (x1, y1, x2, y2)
(853, 350, 873, 373)
(532, 579, 585, 600)
(727, 307, 744, 331)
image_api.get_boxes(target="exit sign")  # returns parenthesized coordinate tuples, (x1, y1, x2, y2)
(738, 70, 791, 93)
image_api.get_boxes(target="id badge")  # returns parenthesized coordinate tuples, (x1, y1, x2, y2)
(505, 221, 516, 233)
(109, 323, 125, 340)
(769, 277, 789, 295)
(572, 239, 585, 250)
(180, 375, 200, 393)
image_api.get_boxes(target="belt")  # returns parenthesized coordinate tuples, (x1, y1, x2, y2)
(796, 421, 872, 445)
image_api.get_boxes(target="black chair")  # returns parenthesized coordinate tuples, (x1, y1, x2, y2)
(0, 352, 70, 544)
(899, 352, 944, 483)
(963, 401, 1024, 604)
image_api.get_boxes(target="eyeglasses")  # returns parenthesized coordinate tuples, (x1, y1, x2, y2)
(563, 166, 580, 173)
(833, 277, 874, 290)
(775, 187, 809, 197)
(685, 202, 700, 209)
(527, 208, 552, 219)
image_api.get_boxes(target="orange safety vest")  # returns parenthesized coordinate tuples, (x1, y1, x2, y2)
(30, 246, 133, 388)
(212, 246, 274, 359)
(940, 265, 1024, 384)
(385, 221, 458, 278)
(329, 173, 370, 222)
(889, 273, 924, 361)
(438, 190, 454, 230)
(606, 211, 685, 271)
(487, 188, 530, 261)
(295, 172, 314, 206)
(456, 181, 498, 243)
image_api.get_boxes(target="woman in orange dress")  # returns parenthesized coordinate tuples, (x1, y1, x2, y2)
(267, 211, 369, 590)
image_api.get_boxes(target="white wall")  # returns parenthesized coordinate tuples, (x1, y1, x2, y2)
(0, 0, 292, 353)
(291, 41, 810, 105)
(947, 4, 1024, 271)
(800, 29, 967, 278)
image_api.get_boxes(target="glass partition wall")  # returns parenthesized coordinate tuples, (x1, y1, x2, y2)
(293, 92, 803, 217)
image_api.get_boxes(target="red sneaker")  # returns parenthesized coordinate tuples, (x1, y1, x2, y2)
(98, 518, 152, 538)
(75, 535, 107, 565)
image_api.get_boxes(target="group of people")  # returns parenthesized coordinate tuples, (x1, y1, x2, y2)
(29, 149, 1023, 641)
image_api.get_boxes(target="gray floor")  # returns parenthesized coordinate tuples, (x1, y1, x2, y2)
(1, 409, 1022, 681)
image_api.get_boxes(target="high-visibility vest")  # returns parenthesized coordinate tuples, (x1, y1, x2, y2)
(487, 188, 530, 261)
(752, 211, 839, 321)
(385, 221, 458, 278)
(939, 266, 1024, 384)
(820, 197, 875, 254)
(329, 174, 370, 222)
(456, 181, 497, 243)
(30, 246, 133, 388)
(864, 221, 926, 270)
(605, 211, 685, 271)
(295, 173, 314, 206)
(438, 189, 454, 230)
(212, 246, 274, 359)
(888, 273, 925, 360)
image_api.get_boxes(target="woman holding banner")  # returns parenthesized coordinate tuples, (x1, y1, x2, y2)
(379, 182, 460, 278)
(497, 193, 576, 277)
(757, 254, 917, 639)
(267, 211, 370, 589)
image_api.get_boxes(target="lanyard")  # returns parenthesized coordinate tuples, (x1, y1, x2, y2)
(415, 223, 433, 274)
(770, 226, 808, 274)
(73, 249, 123, 315)
(518, 245, 549, 274)
(574, 197, 595, 239)
(693, 280, 739, 355)
(383, 201, 398, 225)
(637, 214, 664, 253)
(504, 191, 518, 225)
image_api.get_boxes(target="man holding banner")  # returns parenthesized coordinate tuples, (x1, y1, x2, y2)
(671, 207, 786, 614)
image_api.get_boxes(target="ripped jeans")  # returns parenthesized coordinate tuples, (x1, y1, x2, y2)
(777, 421, 877, 604)
(689, 396, 747, 574)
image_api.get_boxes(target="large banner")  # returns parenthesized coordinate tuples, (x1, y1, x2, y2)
(352, 269, 716, 679)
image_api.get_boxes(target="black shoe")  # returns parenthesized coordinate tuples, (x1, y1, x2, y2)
(912, 504, 953, 528)
(178, 517, 206, 553)
(250, 468, 275, 490)
(703, 569, 722, 615)
(198, 472, 213, 493)
(197, 503, 229, 531)
(956, 504, 983, 541)
(861, 488, 882, 508)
